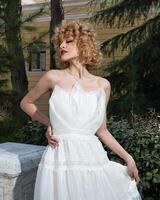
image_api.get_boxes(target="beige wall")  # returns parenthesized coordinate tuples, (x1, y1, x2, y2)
(26, 71, 50, 116)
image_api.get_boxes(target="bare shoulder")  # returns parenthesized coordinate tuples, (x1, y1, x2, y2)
(95, 76, 111, 92)
(44, 69, 60, 81)
(43, 69, 65, 86)
(21, 69, 60, 103)
(96, 76, 111, 105)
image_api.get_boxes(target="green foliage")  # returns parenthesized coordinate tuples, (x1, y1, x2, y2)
(90, 0, 160, 28)
(0, 90, 28, 121)
(0, 90, 29, 142)
(14, 120, 47, 146)
(0, 118, 23, 142)
(104, 34, 160, 115)
(100, 14, 160, 56)
(104, 112, 160, 199)
(89, 0, 160, 116)
(0, 45, 11, 108)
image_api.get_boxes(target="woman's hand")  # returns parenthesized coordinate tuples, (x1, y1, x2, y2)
(126, 155, 140, 185)
(45, 125, 59, 148)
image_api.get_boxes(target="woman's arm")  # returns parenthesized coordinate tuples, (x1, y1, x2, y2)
(97, 122, 131, 162)
(20, 70, 55, 127)
(96, 79, 140, 183)
(96, 79, 131, 162)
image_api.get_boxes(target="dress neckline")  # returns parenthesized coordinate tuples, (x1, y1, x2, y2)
(53, 80, 106, 95)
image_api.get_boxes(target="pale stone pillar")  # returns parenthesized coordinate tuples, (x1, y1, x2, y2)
(0, 142, 45, 200)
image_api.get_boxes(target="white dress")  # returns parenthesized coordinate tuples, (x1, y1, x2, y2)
(34, 80, 142, 200)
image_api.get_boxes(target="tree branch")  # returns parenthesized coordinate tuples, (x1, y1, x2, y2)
(90, 0, 160, 27)
(101, 14, 160, 56)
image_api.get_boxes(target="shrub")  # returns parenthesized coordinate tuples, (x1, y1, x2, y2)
(0, 90, 29, 142)
(14, 120, 47, 146)
(104, 112, 160, 200)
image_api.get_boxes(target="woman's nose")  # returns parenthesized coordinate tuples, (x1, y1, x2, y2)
(60, 41, 66, 49)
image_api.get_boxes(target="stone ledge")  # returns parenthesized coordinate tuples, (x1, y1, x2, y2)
(0, 142, 45, 178)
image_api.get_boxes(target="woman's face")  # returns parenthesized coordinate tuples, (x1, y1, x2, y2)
(59, 36, 79, 62)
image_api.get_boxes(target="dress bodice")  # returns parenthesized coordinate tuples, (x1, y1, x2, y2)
(49, 81, 106, 136)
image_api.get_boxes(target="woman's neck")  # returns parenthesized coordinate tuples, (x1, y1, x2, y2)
(68, 61, 89, 79)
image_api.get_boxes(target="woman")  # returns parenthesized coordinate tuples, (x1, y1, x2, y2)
(20, 20, 142, 200)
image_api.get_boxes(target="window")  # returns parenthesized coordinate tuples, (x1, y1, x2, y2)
(28, 42, 46, 71)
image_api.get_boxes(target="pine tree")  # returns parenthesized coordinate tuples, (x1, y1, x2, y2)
(89, 0, 160, 116)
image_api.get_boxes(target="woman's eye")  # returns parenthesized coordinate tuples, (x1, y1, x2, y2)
(67, 40, 73, 43)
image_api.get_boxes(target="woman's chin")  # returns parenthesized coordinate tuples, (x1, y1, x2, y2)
(60, 56, 78, 62)
(60, 57, 70, 62)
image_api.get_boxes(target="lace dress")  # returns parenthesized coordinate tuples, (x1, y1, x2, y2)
(34, 80, 142, 200)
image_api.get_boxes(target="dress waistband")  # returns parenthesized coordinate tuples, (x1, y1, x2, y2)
(53, 129, 98, 140)
(54, 134, 98, 140)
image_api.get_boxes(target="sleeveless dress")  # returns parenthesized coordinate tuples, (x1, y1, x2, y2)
(34, 80, 142, 200)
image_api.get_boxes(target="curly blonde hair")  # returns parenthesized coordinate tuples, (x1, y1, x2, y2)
(52, 20, 103, 70)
